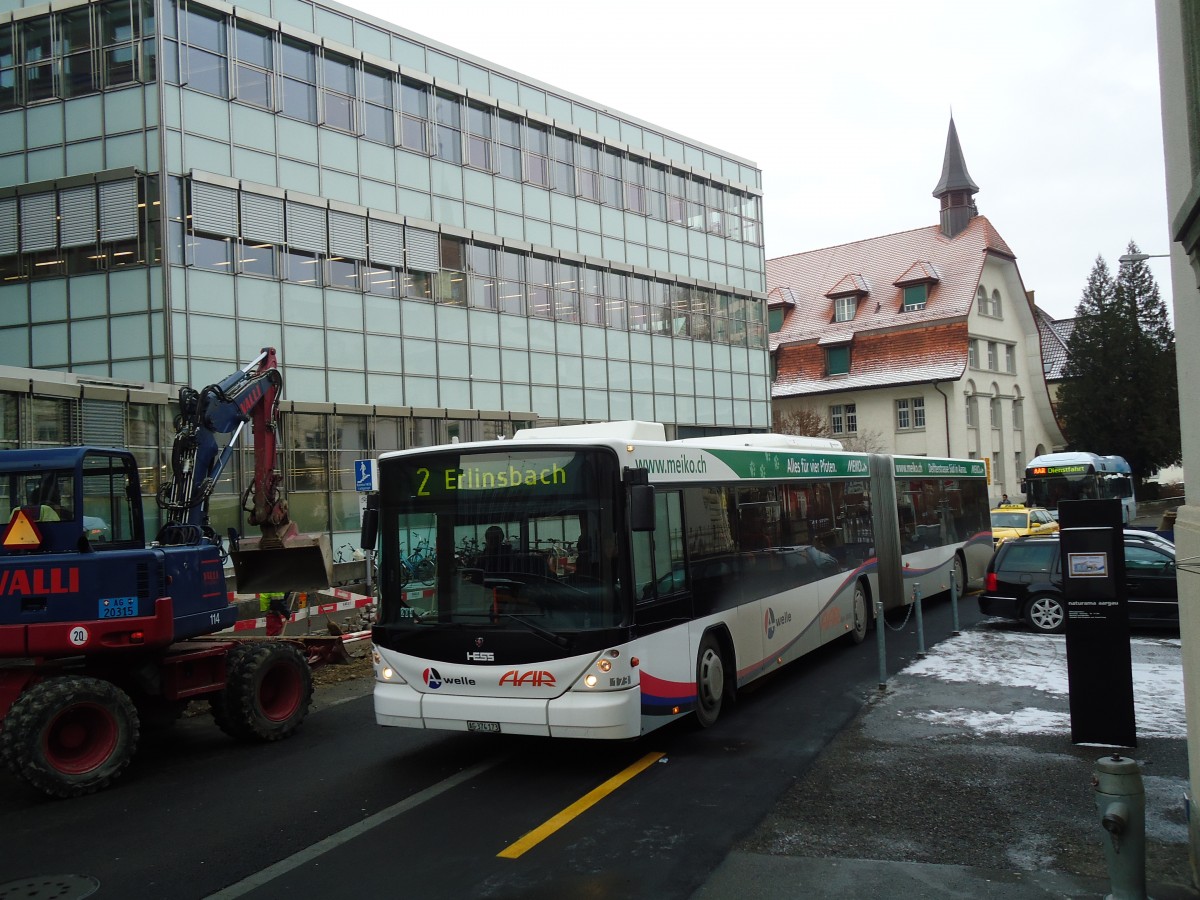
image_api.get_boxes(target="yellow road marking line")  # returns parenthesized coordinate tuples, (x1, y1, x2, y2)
(497, 751, 665, 859)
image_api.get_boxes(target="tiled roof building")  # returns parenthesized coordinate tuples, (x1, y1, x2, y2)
(766, 119, 1065, 500)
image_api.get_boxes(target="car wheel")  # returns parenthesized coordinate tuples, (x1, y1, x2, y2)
(1025, 594, 1066, 634)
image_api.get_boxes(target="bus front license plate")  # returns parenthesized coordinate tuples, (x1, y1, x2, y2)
(468, 721, 501, 733)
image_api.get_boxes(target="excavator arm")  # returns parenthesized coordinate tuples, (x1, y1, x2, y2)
(157, 347, 331, 593)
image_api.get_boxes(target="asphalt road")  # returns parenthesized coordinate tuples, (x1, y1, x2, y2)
(0, 593, 983, 900)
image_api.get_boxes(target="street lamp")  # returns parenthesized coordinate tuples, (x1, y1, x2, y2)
(1119, 252, 1170, 264)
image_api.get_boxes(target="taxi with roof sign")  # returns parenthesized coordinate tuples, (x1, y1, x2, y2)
(990, 504, 1058, 548)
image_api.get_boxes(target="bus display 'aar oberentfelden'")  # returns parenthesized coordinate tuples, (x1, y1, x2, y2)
(365, 421, 991, 739)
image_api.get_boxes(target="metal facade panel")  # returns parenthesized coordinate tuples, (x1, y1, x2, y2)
(99, 179, 139, 242)
(0, 198, 16, 255)
(241, 191, 285, 245)
(190, 181, 240, 237)
(405, 226, 439, 272)
(286, 201, 328, 254)
(367, 218, 403, 267)
(20, 192, 58, 252)
(58, 185, 98, 248)
(328, 209, 367, 260)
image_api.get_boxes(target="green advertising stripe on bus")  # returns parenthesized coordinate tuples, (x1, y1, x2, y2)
(893, 457, 988, 478)
(704, 448, 872, 479)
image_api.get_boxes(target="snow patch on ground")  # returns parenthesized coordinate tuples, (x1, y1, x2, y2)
(904, 628, 1185, 738)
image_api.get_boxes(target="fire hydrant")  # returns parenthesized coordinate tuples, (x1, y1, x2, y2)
(1093, 753, 1147, 900)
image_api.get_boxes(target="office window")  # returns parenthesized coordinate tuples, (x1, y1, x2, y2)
(601, 148, 623, 207)
(551, 130, 576, 195)
(829, 403, 856, 435)
(606, 271, 628, 330)
(433, 89, 462, 164)
(625, 157, 646, 214)
(497, 247, 525, 315)
(581, 266, 605, 326)
(646, 163, 667, 221)
(321, 51, 356, 133)
(825, 345, 850, 376)
(575, 139, 600, 200)
(399, 78, 429, 153)
(495, 111, 522, 181)
(467, 243, 496, 309)
(59, 8, 95, 98)
(233, 21, 272, 109)
(524, 122, 550, 187)
(965, 394, 978, 428)
(902, 284, 927, 311)
(1005, 344, 1016, 374)
(181, 3, 226, 97)
(466, 102, 493, 171)
(833, 296, 857, 323)
(362, 65, 394, 145)
(1, 24, 17, 108)
(102, 0, 141, 88)
(555, 259, 580, 323)
(280, 38, 316, 122)
(435, 235, 466, 305)
(912, 397, 925, 428)
(987, 341, 998, 370)
(666, 171, 686, 226)
(526, 255, 553, 318)
(968, 339, 978, 368)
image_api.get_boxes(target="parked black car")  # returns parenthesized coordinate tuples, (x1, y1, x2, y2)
(979, 533, 1178, 633)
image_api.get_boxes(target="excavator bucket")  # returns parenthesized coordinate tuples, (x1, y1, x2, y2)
(231, 532, 334, 594)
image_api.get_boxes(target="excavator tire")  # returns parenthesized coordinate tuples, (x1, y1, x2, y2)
(1, 676, 139, 799)
(211, 641, 313, 742)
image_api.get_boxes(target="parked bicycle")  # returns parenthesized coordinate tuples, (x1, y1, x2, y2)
(399, 532, 435, 586)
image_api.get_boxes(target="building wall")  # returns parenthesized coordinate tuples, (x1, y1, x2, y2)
(0, 0, 771, 432)
(772, 256, 1063, 502)
(1154, 0, 1200, 882)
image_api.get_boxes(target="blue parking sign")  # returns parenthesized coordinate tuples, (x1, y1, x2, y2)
(355, 459, 377, 492)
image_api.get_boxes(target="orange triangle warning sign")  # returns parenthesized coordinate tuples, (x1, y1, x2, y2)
(3, 509, 44, 549)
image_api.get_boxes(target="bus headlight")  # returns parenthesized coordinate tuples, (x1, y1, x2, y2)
(584, 674, 599, 687)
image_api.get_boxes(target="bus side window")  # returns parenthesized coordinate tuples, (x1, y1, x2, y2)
(635, 491, 684, 602)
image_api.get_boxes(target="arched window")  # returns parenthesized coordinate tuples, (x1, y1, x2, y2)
(991, 289, 1003, 319)
(975, 285, 988, 315)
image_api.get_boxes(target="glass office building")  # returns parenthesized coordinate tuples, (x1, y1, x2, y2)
(0, 0, 769, 544)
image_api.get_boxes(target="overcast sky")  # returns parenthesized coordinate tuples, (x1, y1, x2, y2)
(349, 0, 1170, 322)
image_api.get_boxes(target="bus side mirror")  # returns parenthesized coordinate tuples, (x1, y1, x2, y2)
(630, 485, 656, 532)
(1020, 480, 1028, 494)
(360, 494, 379, 551)
(624, 467, 655, 532)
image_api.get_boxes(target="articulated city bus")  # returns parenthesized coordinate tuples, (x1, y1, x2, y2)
(1023, 452, 1136, 524)
(366, 421, 991, 739)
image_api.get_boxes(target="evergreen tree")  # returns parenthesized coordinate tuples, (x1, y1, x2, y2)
(1057, 241, 1181, 486)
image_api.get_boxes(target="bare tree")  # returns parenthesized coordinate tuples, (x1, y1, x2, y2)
(772, 406, 829, 438)
(773, 405, 887, 453)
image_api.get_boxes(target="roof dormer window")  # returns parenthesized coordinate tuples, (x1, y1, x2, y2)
(894, 262, 939, 312)
(833, 296, 857, 323)
(902, 283, 927, 311)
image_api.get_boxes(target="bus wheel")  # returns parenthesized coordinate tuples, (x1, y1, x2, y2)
(2, 676, 139, 798)
(952, 553, 967, 598)
(849, 581, 871, 644)
(695, 634, 726, 728)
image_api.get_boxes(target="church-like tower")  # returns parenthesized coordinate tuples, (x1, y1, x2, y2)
(932, 117, 980, 239)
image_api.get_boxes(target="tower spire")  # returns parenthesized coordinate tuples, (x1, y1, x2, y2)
(932, 117, 979, 238)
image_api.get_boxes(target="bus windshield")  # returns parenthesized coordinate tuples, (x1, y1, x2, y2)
(1025, 470, 1133, 510)
(376, 446, 624, 632)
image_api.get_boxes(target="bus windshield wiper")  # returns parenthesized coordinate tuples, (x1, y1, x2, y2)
(500, 613, 571, 649)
